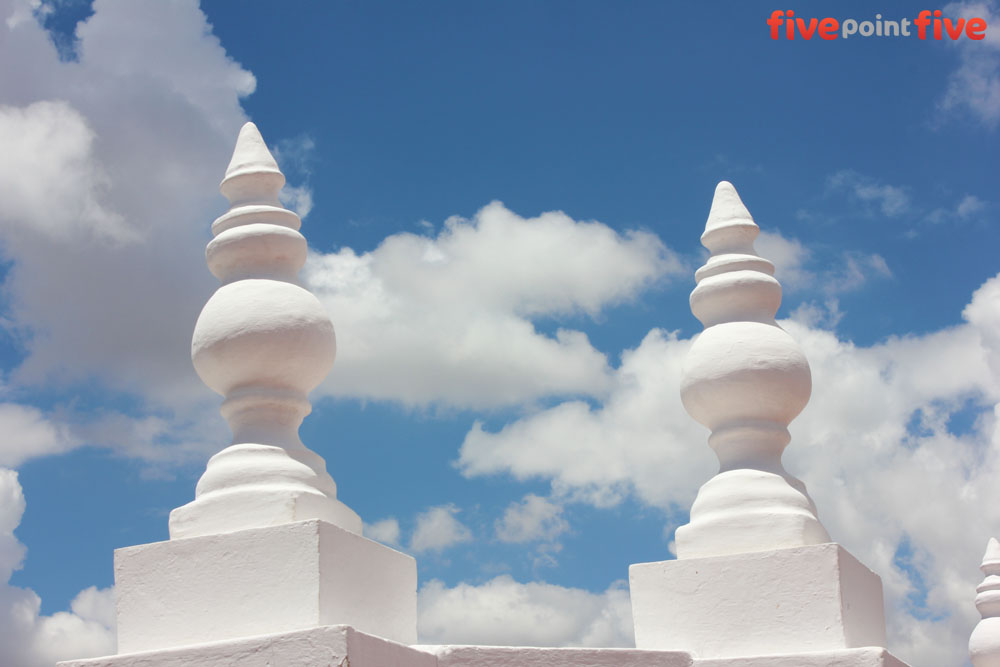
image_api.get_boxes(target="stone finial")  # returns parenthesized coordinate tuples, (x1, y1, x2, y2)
(674, 181, 829, 559)
(971, 538, 1000, 667)
(169, 122, 361, 539)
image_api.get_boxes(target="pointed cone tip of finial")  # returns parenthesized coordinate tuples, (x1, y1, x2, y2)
(705, 180, 755, 234)
(984, 537, 1000, 564)
(224, 121, 282, 182)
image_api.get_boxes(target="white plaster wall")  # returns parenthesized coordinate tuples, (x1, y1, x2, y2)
(630, 543, 886, 658)
(115, 520, 416, 653)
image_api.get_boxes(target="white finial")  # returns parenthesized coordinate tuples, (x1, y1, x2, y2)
(674, 181, 829, 559)
(169, 122, 361, 539)
(971, 538, 1000, 667)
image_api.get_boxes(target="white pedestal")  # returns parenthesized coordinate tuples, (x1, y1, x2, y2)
(629, 542, 887, 658)
(59, 625, 434, 667)
(697, 648, 909, 667)
(114, 519, 416, 653)
(422, 645, 694, 667)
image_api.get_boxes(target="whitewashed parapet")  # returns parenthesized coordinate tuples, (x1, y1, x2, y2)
(169, 122, 361, 539)
(675, 181, 829, 559)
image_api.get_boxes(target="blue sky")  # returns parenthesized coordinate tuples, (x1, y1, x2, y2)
(0, 0, 998, 664)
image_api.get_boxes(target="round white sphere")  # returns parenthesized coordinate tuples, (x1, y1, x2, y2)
(680, 320, 811, 432)
(192, 279, 335, 397)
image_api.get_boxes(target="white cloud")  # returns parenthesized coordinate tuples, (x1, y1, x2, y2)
(364, 517, 401, 547)
(279, 183, 313, 219)
(305, 201, 682, 409)
(417, 575, 633, 648)
(789, 298, 845, 330)
(458, 328, 709, 510)
(927, 193, 990, 224)
(755, 230, 810, 287)
(941, 1, 1000, 127)
(458, 272, 1000, 666)
(410, 504, 473, 554)
(496, 494, 569, 544)
(957, 194, 987, 218)
(0, 101, 131, 242)
(756, 228, 890, 296)
(0, 403, 76, 467)
(828, 170, 911, 218)
(0, 468, 26, 579)
(0, 468, 115, 666)
(0, 0, 250, 406)
(0, 0, 274, 469)
(828, 251, 892, 293)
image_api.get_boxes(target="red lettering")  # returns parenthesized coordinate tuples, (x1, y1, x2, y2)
(967, 17, 987, 39)
(818, 18, 838, 39)
(915, 11, 932, 39)
(944, 17, 965, 39)
(796, 17, 819, 39)
(766, 10, 785, 39)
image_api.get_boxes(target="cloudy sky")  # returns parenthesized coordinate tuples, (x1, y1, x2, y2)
(0, 0, 998, 665)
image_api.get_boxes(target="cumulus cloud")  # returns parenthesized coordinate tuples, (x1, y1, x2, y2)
(755, 229, 810, 287)
(305, 201, 682, 408)
(0, 0, 248, 406)
(0, 403, 76, 467)
(458, 271, 1000, 667)
(940, 1, 1000, 127)
(0, 0, 270, 470)
(279, 184, 314, 219)
(458, 328, 707, 510)
(495, 494, 569, 544)
(410, 504, 474, 554)
(927, 193, 990, 224)
(0, 468, 114, 666)
(756, 228, 890, 296)
(364, 517, 402, 547)
(0, 101, 131, 243)
(828, 170, 911, 218)
(417, 575, 633, 648)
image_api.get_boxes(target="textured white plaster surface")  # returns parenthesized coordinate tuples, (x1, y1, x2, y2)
(630, 543, 886, 658)
(115, 520, 416, 653)
(971, 537, 1000, 667)
(676, 181, 828, 559)
(697, 648, 909, 667)
(60, 626, 908, 667)
(60, 625, 435, 667)
(424, 645, 692, 667)
(171, 122, 360, 540)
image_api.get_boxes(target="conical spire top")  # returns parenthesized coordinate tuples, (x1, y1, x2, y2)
(224, 122, 282, 181)
(219, 122, 284, 206)
(704, 180, 755, 235)
(985, 538, 1000, 567)
(691, 181, 777, 326)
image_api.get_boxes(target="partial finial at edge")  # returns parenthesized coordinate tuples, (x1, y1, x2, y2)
(984, 538, 1000, 567)
(971, 537, 1000, 667)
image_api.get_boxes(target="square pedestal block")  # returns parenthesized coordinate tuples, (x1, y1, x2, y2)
(697, 647, 909, 667)
(114, 519, 416, 653)
(424, 645, 693, 667)
(60, 625, 434, 667)
(629, 542, 886, 659)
